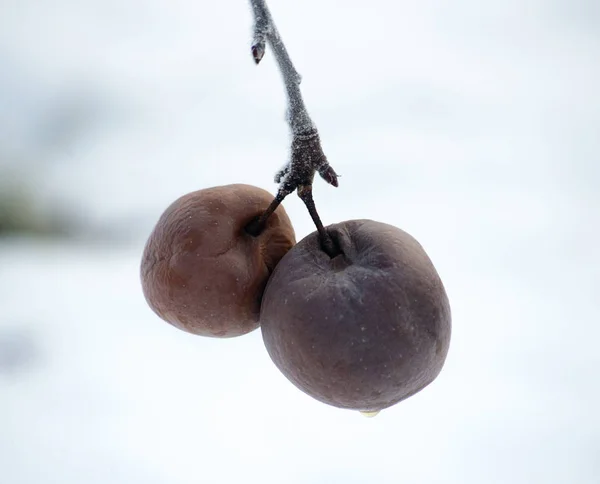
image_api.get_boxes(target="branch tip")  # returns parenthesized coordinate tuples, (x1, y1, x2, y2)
(251, 43, 265, 64)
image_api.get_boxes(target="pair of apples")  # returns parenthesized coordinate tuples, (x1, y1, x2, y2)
(141, 183, 451, 414)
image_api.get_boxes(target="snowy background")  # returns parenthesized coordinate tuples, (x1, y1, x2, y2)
(1, 0, 599, 483)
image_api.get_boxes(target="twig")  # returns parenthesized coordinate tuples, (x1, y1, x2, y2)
(248, 0, 339, 255)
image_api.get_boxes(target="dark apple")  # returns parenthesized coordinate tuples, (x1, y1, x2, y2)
(141, 184, 295, 337)
(260, 219, 451, 412)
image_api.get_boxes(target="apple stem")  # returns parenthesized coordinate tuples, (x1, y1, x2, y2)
(244, 190, 287, 237)
(297, 185, 338, 258)
(248, 0, 339, 243)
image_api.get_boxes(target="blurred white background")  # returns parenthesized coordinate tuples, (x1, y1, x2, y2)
(1, 0, 599, 483)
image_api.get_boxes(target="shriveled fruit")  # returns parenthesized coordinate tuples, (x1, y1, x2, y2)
(141, 184, 295, 337)
(260, 219, 451, 412)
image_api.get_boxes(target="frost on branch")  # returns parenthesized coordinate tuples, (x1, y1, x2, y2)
(247, 0, 339, 254)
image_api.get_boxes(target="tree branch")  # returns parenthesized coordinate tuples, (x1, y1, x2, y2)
(250, 0, 313, 136)
(248, 0, 339, 255)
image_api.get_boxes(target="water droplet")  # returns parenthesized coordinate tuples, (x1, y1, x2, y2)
(360, 325, 366, 332)
(360, 410, 380, 418)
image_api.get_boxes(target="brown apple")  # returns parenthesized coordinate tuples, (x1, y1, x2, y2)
(260, 219, 451, 412)
(141, 184, 295, 337)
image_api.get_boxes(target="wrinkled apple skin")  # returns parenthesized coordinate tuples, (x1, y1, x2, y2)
(141, 184, 295, 337)
(260, 219, 451, 411)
